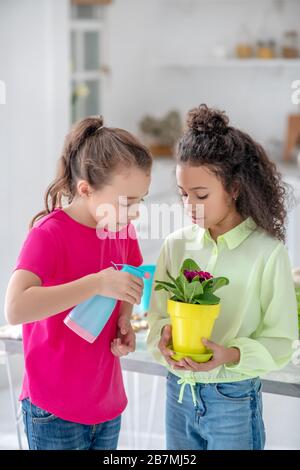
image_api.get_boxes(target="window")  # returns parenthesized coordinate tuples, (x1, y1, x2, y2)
(70, 3, 106, 123)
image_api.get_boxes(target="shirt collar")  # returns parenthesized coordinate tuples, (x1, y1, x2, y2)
(203, 217, 257, 250)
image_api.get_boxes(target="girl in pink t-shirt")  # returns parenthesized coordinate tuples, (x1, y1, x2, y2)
(5, 116, 152, 450)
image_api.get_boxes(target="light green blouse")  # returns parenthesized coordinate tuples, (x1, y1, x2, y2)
(147, 217, 299, 396)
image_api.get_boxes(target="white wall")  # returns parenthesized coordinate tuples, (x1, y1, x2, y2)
(103, 0, 300, 158)
(0, 0, 70, 327)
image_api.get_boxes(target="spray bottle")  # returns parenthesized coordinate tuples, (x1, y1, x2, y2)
(64, 263, 151, 343)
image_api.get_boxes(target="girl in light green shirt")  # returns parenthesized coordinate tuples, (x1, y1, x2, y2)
(147, 104, 298, 450)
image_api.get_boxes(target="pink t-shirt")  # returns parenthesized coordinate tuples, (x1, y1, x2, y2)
(13, 208, 143, 425)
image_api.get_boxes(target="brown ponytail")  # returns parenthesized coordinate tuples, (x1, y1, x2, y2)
(30, 116, 152, 228)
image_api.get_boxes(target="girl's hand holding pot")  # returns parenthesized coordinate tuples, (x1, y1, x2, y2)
(158, 325, 186, 370)
(176, 338, 240, 372)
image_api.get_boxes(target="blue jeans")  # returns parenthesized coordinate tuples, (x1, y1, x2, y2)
(166, 372, 266, 450)
(21, 398, 121, 450)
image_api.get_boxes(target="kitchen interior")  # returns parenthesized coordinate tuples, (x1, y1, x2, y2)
(0, 0, 300, 450)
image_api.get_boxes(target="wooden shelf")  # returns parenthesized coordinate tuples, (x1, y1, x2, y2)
(155, 59, 300, 69)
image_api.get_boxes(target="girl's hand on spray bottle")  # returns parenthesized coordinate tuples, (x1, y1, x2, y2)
(95, 267, 144, 305)
(111, 314, 136, 357)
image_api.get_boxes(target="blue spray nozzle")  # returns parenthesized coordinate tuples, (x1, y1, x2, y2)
(111, 262, 150, 279)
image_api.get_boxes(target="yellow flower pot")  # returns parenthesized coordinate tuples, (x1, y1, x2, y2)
(167, 299, 220, 362)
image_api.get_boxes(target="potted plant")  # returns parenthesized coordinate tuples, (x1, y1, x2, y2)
(155, 258, 229, 363)
(139, 110, 182, 157)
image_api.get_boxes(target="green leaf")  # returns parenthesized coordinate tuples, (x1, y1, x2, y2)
(154, 284, 173, 294)
(184, 282, 195, 303)
(184, 281, 204, 303)
(154, 280, 185, 301)
(174, 272, 186, 293)
(194, 293, 220, 305)
(154, 280, 176, 289)
(165, 270, 187, 298)
(175, 267, 204, 303)
(166, 269, 177, 284)
(190, 281, 203, 297)
(154, 284, 166, 291)
(201, 278, 214, 291)
(203, 277, 229, 294)
(175, 272, 189, 296)
(180, 258, 201, 274)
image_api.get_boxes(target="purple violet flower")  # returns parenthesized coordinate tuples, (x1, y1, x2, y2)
(184, 269, 213, 283)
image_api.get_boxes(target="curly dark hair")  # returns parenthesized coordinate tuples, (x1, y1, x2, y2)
(177, 103, 289, 242)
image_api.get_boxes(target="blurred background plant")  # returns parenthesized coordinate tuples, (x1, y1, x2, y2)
(139, 110, 182, 156)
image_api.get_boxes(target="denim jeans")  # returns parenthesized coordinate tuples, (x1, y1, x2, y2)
(21, 398, 121, 450)
(166, 372, 266, 450)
